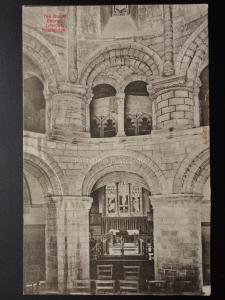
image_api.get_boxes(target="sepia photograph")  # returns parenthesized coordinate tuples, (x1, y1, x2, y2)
(22, 4, 210, 295)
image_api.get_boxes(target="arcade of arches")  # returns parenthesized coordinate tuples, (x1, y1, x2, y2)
(23, 4, 210, 295)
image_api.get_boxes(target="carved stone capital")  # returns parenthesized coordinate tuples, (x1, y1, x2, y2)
(85, 88, 94, 104)
(62, 196, 93, 211)
(150, 75, 188, 98)
(43, 88, 52, 100)
(68, 68, 78, 83)
(56, 83, 88, 97)
(116, 92, 125, 106)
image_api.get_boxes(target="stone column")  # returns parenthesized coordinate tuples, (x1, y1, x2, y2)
(163, 5, 175, 76)
(116, 92, 126, 137)
(59, 196, 93, 292)
(147, 84, 156, 130)
(85, 89, 94, 133)
(43, 89, 53, 138)
(151, 194, 203, 293)
(151, 76, 195, 131)
(67, 6, 78, 83)
(193, 78, 201, 127)
(50, 84, 90, 140)
(45, 196, 61, 291)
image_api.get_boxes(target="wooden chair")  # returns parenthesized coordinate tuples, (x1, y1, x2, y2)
(70, 280, 91, 294)
(95, 280, 115, 294)
(97, 264, 113, 279)
(146, 280, 167, 293)
(118, 280, 139, 294)
(123, 266, 140, 280)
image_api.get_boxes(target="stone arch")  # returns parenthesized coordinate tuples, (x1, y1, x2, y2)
(79, 42, 163, 87)
(187, 43, 208, 82)
(121, 74, 149, 92)
(173, 147, 210, 194)
(197, 57, 209, 80)
(175, 20, 208, 80)
(23, 26, 65, 92)
(23, 70, 45, 87)
(82, 150, 167, 196)
(24, 146, 68, 195)
(23, 173, 32, 205)
(92, 76, 120, 93)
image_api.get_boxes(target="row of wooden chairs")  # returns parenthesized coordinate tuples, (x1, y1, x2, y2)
(70, 279, 139, 294)
(97, 264, 140, 280)
(71, 279, 193, 295)
(25, 279, 193, 295)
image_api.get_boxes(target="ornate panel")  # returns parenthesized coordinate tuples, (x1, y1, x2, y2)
(130, 184, 142, 216)
(106, 183, 117, 216)
(118, 182, 129, 215)
(105, 182, 144, 217)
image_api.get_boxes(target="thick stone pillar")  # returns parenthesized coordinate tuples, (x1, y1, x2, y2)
(151, 76, 195, 130)
(45, 196, 60, 291)
(163, 5, 175, 76)
(116, 92, 126, 136)
(56, 196, 93, 293)
(50, 83, 90, 140)
(151, 194, 203, 293)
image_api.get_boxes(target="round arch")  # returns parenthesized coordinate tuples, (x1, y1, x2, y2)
(92, 76, 120, 93)
(79, 42, 163, 87)
(23, 26, 65, 92)
(24, 147, 68, 196)
(23, 173, 32, 206)
(23, 71, 46, 88)
(82, 150, 167, 196)
(173, 147, 210, 194)
(175, 20, 208, 79)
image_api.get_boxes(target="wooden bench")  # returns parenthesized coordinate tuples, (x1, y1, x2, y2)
(97, 264, 113, 279)
(123, 265, 140, 280)
(118, 280, 139, 294)
(95, 280, 115, 294)
(70, 280, 91, 294)
(146, 280, 167, 293)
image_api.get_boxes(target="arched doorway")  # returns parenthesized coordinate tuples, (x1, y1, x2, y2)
(23, 171, 46, 286)
(23, 75, 46, 133)
(124, 81, 152, 136)
(89, 171, 155, 284)
(23, 151, 64, 292)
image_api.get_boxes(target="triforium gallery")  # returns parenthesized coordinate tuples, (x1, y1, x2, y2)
(23, 4, 210, 295)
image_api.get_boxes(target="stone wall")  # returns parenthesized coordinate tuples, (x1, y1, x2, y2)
(23, 125, 210, 291)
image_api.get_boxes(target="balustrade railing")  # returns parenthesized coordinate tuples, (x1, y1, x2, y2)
(101, 216, 151, 235)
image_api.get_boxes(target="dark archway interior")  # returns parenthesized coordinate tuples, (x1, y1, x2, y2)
(23, 171, 46, 285)
(124, 81, 152, 136)
(124, 81, 149, 96)
(89, 172, 154, 283)
(91, 84, 117, 138)
(24, 76, 46, 133)
(199, 66, 209, 126)
(93, 84, 117, 100)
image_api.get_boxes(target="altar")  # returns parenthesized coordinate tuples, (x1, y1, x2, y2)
(106, 229, 142, 256)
